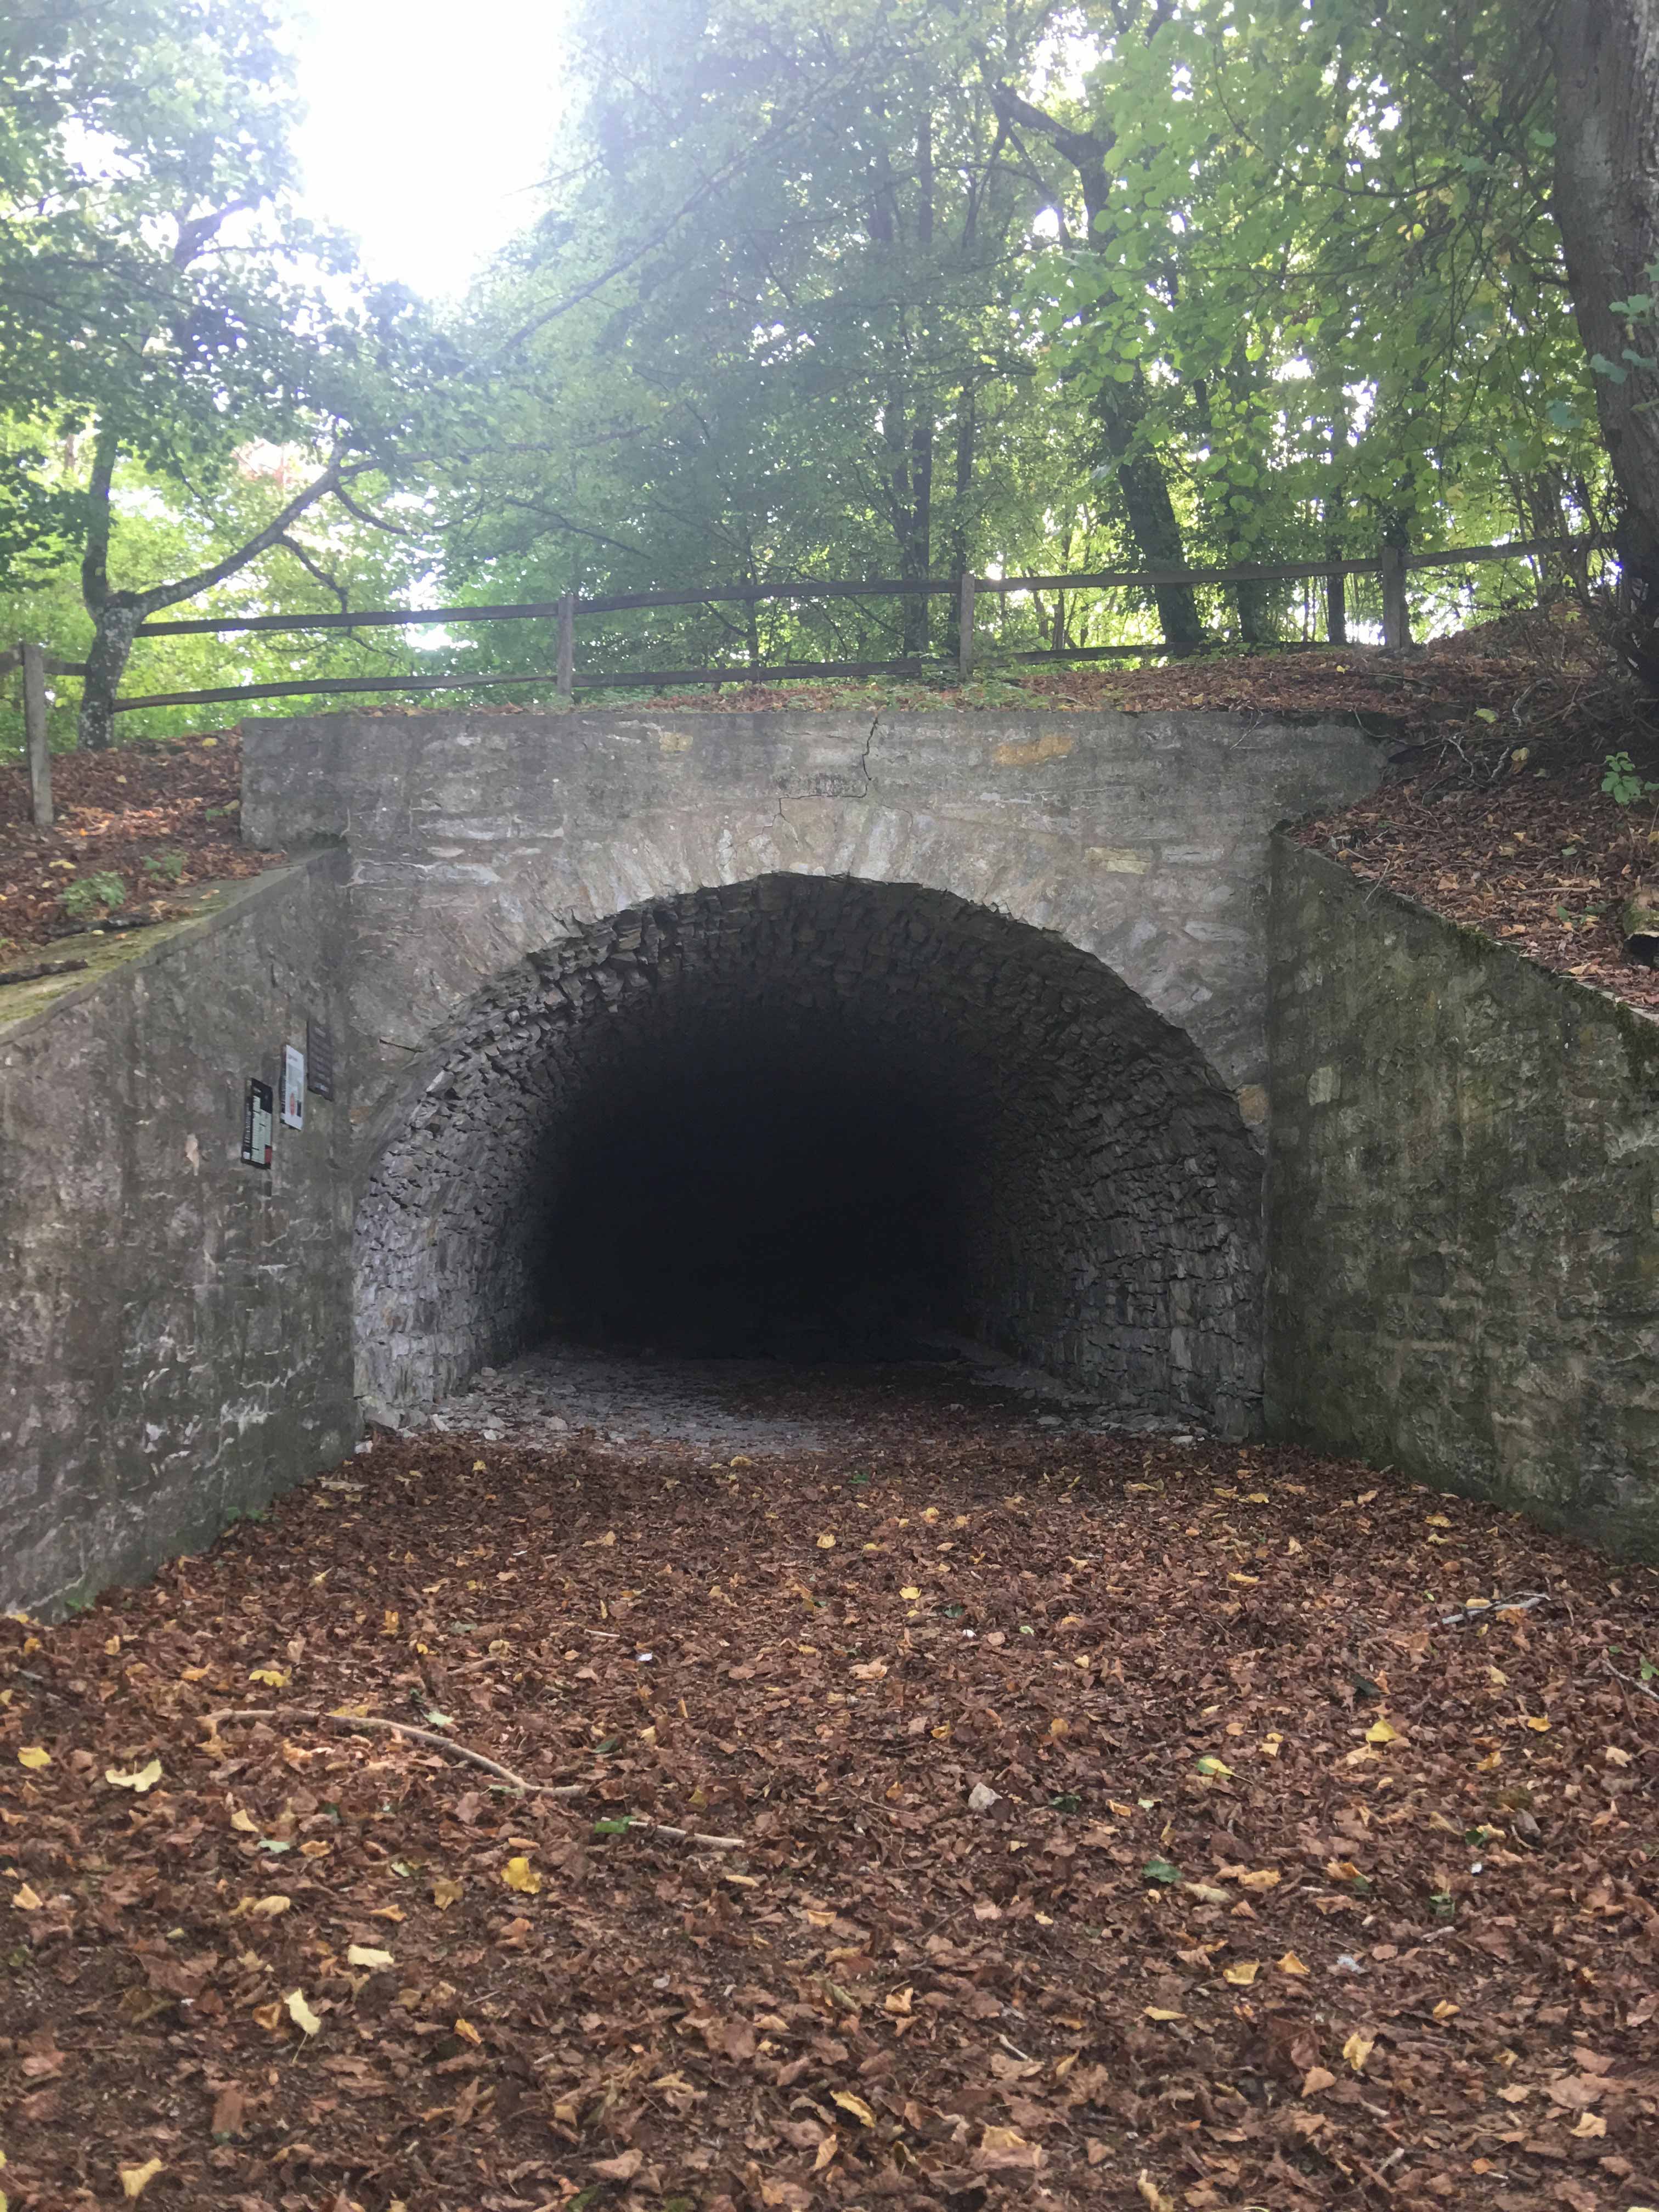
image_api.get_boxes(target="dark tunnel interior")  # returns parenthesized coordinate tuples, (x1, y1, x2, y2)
(538, 1025, 968, 1359)
(354, 875, 1266, 1433)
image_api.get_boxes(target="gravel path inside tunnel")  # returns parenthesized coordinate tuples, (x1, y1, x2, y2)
(417, 1342, 1206, 1457)
(2, 1370, 1656, 2212)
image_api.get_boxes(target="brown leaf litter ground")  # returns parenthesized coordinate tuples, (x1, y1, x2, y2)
(3, 1369, 1656, 2212)
(0, 732, 272, 965)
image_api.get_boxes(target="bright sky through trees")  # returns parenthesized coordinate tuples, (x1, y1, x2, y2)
(290, 0, 572, 299)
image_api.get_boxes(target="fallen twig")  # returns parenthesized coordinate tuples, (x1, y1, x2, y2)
(209, 1705, 585, 1792)
(1602, 1654, 1659, 1706)
(1435, 1593, 1546, 1629)
(207, 1707, 746, 1848)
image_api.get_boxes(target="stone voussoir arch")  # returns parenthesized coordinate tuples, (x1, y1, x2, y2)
(240, 706, 1389, 1441)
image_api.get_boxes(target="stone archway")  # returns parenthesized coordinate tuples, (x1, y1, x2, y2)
(354, 873, 1264, 1436)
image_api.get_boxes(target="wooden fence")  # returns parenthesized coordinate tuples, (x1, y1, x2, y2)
(7, 531, 1597, 824)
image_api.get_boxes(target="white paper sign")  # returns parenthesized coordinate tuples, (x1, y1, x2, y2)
(281, 1043, 306, 1130)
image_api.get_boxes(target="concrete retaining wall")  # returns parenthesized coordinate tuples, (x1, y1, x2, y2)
(0, 856, 357, 1614)
(1267, 838, 1659, 1554)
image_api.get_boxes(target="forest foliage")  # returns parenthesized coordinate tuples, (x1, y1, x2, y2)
(0, 0, 1630, 746)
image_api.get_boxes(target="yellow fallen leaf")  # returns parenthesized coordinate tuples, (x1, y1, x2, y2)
(1523, 1715, 1551, 1733)
(817, 1532, 837, 1549)
(1604, 1745, 1633, 1768)
(833, 2091, 876, 2126)
(432, 1876, 464, 1909)
(1426, 1514, 1452, 1528)
(1223, 1960, 1259, 1986)
(119, 2157, 164, 2200)
(1237, 1868, 1280, 1891)
(1302, 2065, 1336, 2095)
(1568, 2110, 1605, 2139)
(1342, 2029, 1374, 2073)
(1136, 2174, 1177, 2212)
(106, 1758, 163, 1793)
(1228, 1572, 1260, 1585)
(251, 2001, 283, 2032)
(900, 1585, 921, 1600)
(16, 1747, 50, 1770)
(285, 1988, 322, 2036)
(347, 1945, 395, 1968)
(1365, 1718, 1397, 1745)
(249, 1894, 291, 1919)
(229, 1807, 257, 1833)
(12, 1883, 43, 1911)
(1277, 1951, 1310, 1976)
(454, 2017, 483, 2046)
(472, 1459, 487, 1472)
(1432, 1999, 1460, 2021)
(502, 1855, 541, 1895)
(247, 1668, 289, 1689)
(1144, 2007, 1184, 2021)
(1260, 1732, 1283, 1757)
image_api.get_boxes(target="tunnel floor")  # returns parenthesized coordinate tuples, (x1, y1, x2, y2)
(394, 1333, 1215, 1455)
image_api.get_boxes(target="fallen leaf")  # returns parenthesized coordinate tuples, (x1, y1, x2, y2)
(211, 2083, 247, 2139)
(347, 1945, 395, 1968)
(1277, 1951, 1310, 1976)
(1365, 1718, 1397, 1745)
(1237, 1867, 1280, 1891)
(12, 1884, 43, 1911)
(249, 1894, 291, 1919)
(1604, 1744, 1633, 1767)
(285, 1989, 322, 2037)
(16, 1747, 50, 1770)
(975, 2125, 1042, 2172)
(1136, 2173, 1177, 2212)
(118, 2158, 163, 2200)
(816, 1533, 837, 1549)
(501, 1855, 542, 1895)
(247, 1668, 289, 1688)
(833, 2091, 876, 2126)
(1302, 2067, 1336, 2096)
(432, 1876, 464, 1909)
(1223, 1960, 1260, 1986)
(1568, 2111, 1606, 2139)
(453, 2017, 483, 2045)
(591, 2147, 643, 2181)
(106, 1759, 163, 1793)
(1342, 2030, 1374, 2073)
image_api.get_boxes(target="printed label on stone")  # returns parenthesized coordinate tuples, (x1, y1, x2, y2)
(281, 1045, 305, 1131)
(306, 1015, 335, 1099)
(241, 1077, 274, 1169)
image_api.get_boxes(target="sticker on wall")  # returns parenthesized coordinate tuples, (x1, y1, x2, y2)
(306, 1015, 335, 1100)
(241, 1077, 274, 1169)
(281, 1044, 306, 1131)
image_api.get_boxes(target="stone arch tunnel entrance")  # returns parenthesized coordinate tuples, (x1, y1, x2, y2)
(353, 874, 1266, 1436)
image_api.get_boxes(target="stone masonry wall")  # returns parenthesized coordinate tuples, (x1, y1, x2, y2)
(356, 875, 1265, 1435)
(1267, 839, 1659, 1554)
(240, 704, 1389, 1178)
(0, 856, 357, 1615)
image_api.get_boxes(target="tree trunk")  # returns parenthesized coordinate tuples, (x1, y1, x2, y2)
(1096, 393, 1205, 646)
(944, 380, 977, 663)
(1551, 0, 1659, 616)
(80, 602, 142, 752)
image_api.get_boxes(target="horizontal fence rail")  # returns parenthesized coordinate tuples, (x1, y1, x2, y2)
(8, 535, 1603, 795)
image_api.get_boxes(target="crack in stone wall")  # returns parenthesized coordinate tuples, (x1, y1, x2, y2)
(354, 874, 1264, 1435)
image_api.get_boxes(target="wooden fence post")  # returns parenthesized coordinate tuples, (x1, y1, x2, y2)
(21, 641, 52, 828)
(556, 593, 575, 702)
(958, 573, 977, 684)
(1380, 543, 1410, 650)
